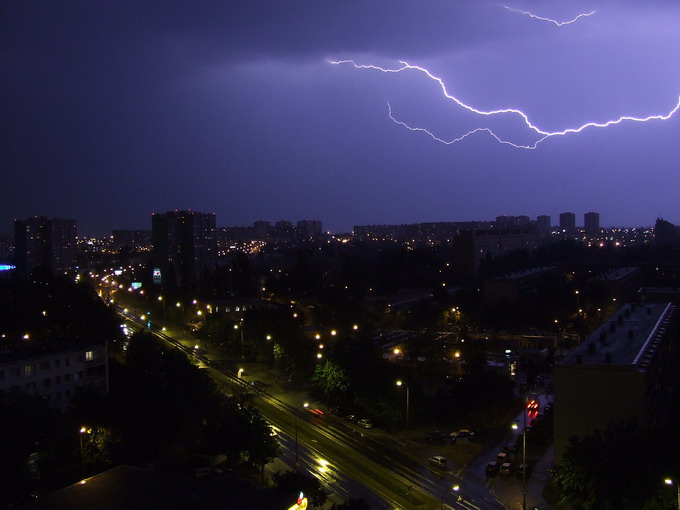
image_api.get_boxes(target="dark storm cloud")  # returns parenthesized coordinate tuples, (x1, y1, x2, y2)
(2, 0, 680, 234)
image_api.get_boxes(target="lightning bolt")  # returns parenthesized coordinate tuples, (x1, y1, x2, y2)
(502, 5, 596, 26)
(331, 59, 680, 150)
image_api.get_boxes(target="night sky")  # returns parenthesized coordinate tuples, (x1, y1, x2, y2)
(2, 0, 680, 235)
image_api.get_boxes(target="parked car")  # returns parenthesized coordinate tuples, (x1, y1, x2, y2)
(504, 443, 518, 454)
(496, 452, 510, 463)
(427, 430, 446, 442)
(454, 429, 475, 439)
(428, 455, 447, 469)
(358, 418, 373, 429)
(499, 462, 514, 475)
(485, 461, 500, 476)
(344, 414, 358, 423)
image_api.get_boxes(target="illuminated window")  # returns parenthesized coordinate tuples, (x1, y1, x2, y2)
(24, 364, 34, 375)
(86, 351, 94, 361)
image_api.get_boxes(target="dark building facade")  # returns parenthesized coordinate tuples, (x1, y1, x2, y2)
(536, 215, 551, 233)
(584, 211, 600, 235)
(553, 302, 680, 460)
(152, 210, 217, 289)
(13, 216, 77, 277)
(453, 228, 544, 278)
(0, 341, 108, 412)
(559, 212, 576, 233)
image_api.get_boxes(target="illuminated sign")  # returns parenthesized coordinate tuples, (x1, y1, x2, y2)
(0, 265, 15, 271)
(152, 268, 162, 284)
(114, 270, 123, 276)
(131, 282, 142, 290)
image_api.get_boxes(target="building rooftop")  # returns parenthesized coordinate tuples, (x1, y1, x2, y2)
(560, 302, 674, 368)
(0, 339, 105, 365)
(492, 266, 556, 280)
(19, 465, 292, 510)
(589, 266, 640, 282)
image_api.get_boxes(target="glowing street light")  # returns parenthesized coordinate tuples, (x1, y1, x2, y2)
(665, 478, 680, 510)
(396, 380, 410, 435)
(441, 484, 461, 509)
(79, 426, 91, 471)
(234, 324, 244, 359)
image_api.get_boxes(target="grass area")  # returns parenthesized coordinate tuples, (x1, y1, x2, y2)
(440, 441, 484, 467)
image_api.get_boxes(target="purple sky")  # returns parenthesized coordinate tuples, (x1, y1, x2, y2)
(2, 0, 680, 235)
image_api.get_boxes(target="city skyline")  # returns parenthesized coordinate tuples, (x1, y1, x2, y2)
(3, 1, 680, 235)
(3, 210, 656, 238)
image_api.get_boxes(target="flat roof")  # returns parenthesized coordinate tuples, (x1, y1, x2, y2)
(19, 465, 292, 510)
(0, 340, 105, 365)
(588, 267, 640, 282)
(560, 302, 673, 367)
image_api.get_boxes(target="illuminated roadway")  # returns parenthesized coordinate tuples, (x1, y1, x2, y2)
(115, 305, 504, 510)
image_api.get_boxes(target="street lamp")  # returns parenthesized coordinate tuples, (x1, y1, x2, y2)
(267, 335, 279, 383)
(79, 426, 91, 472)
(396, 380, 410, 436)
(665, 478, 680, 510)
(440, 483, 460, 509)
(234, 324, 244, 359)
(512, 400, 529, 510)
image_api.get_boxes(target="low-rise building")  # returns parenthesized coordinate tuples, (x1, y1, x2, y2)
(553, 302, 680, 459)
(0, 341, 108, 411)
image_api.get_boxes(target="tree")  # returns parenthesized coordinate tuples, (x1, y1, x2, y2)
(311, 360, 350, 405)
(330, 498, 372, 510)
(550, 421, 678, 510)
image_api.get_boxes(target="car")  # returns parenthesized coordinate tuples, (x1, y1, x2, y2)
(496, 452, 510, 463)
(499, 462, 513, 475)
(427, 430, 446, 442)
(357, 418, 373, 429)
(345, 414, 358, 423)
(454, 429, 475, 439)
(428, 455, 447, 469)
(527, 399, 540, 411)
(485, 461, 500, 476)
(504, 443, 518, 454)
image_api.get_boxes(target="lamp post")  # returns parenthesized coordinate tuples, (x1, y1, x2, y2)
(79, 426, 91, 473)
(396, 380, 410, 436)
(157, 295, 166, 319)
(512, 400, 529, 510)
(176, 301, 184, 323)
(665, 478, 680, 510)
(267, 335, 279, 383)
(440, 483, 460, 509)
(234, 324, 244, 359)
